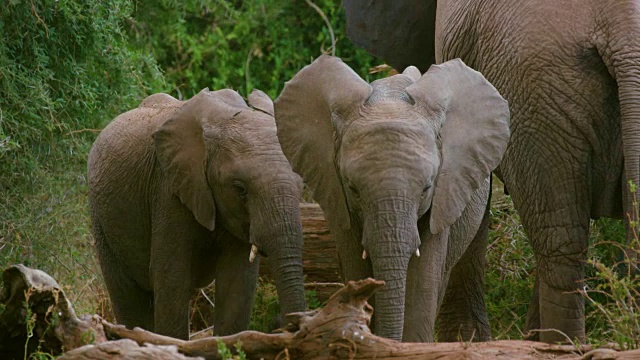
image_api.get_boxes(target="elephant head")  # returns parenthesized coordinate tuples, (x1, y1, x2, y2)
(152, 88, 306, 318)
(274, 55, 509, 340)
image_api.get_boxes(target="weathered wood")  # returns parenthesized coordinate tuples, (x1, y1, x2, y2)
(105, 278, 640, 360)
(0, 264, 107, 360)
(4, 263, 640, 360)
(59, 339, 204, 360)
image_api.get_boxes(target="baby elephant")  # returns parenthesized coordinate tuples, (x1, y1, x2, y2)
(275, 55, 510, 342)
(88, 88, 306, 339)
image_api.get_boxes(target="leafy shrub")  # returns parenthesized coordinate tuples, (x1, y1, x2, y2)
(0, 0, 164, 183)
(217, 340, 247, 360)
(582, 183, 640, 349)
(485, 182, 535, 339)
(125, 0, 382, 99)
(0, 0, 164, 315)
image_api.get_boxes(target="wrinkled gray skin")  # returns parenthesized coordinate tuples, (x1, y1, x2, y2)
(274, 55, 510, 342)
(343, 0, 640, 343)
(88, 88, 306, 340)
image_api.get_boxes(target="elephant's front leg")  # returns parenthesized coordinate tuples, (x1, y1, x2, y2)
(151, 208, 209, 339)
(213, 237, 259, 335)
(334, 227, 373, 282)
(403, 228, 449, 342)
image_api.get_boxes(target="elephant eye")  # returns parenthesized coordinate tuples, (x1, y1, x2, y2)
(233, 180, 248, 199)
(421, 183, 432, 197)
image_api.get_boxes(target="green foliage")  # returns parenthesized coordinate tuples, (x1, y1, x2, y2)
(582, 182, 640, 349)
(0, 0, 164, 183)
(583, 242, 640, 349)
(305, 289, 323, 310)
(0, 0, 164, 319)
(249, 279, 279, 332)
(125, 0, 382, 99)
(248, 279, 324, 333)
(216, 340, 247, 360)
(485, 184, 535, 339)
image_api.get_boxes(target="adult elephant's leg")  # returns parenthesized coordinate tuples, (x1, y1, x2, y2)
(437, 202, 491, 342)
(213, 237, 259, 335)
(506, 134, 591, 343)
(95, 220, 154, 331)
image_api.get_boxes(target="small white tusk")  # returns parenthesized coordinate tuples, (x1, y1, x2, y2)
(249, 245, 259, 264)
(415, 248, 420, 257)
(362, 250, 368, 260)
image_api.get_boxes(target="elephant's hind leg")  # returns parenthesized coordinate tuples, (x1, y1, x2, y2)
(437, 203, 491, 342)
(94, 220, 154, 331)
(506, 136, 591, 344)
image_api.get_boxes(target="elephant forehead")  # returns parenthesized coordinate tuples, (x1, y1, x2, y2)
(340, 122, 436, 173)
(343, 116, 433, 148)
(213, 150, 296, 183)
(206, 112, 279, 148)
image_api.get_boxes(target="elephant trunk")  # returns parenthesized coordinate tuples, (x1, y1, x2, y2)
(250, 183, 306, 317)
(268, 238, 306, 316)
(364, 196, 419, 341)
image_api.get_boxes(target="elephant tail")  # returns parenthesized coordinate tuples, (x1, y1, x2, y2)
(595, 2, 640, 243)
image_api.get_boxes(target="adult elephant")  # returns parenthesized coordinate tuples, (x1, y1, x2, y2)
(343, 0, 640, 343)
(275, 55, 510, 342)
(88, 88, 306, 340)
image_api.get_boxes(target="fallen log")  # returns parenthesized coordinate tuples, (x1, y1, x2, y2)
(104, 279, 640, 360)
(59, 339, 203, 360)
(4, 265, 640, 360)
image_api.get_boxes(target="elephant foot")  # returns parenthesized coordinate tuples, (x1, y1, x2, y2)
(538, 280, 585, 344)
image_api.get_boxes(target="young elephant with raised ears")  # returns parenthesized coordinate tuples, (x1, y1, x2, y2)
(88, 88, 306, 340)
(274, 55, 510, 342)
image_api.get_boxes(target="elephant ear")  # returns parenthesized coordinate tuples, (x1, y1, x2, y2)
(274, 55, 371, 230)
(406, 59, 510, 234)
(248, 89, 274, 116)
(152, 88, 246, 231)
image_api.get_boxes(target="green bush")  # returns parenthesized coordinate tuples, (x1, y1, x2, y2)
(125, 0, 382, 99)
(0, 0, 164, 182)
(0, 0, 164, 314)
(485, 188, 535, 339)
(582, 184, 640, 348)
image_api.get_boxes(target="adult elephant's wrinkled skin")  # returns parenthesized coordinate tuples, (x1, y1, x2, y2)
(88, 89, 306, 340)
(343, 0, 640, 343)
(275, 55, 510, 342)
